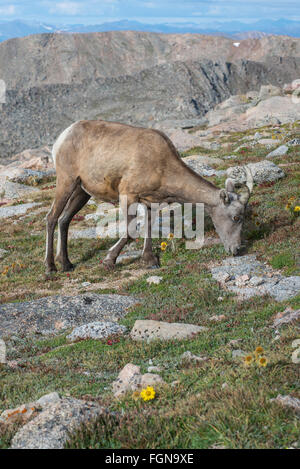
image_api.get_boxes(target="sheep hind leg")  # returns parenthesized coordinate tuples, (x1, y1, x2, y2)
(45, 176, 81, 274)
(56, 186, 90, 272)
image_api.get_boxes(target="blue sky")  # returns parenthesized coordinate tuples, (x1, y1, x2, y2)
(0, 0, 299, 25)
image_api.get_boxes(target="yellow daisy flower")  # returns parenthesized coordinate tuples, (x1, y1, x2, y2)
(160, 242, 168, 251)
(244, 355, 254, 366)
(168, 233, 174, 240)
(258, 357, 268, 367)
(255, 346, 264, 357)
(294, 206, 300, 212)
(140, 386, 156, 402)
(132, 391, 140, 401)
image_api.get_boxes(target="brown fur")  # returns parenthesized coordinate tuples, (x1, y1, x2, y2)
(45, 120, 251, 273)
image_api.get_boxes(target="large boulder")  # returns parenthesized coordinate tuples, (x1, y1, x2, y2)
(245, 96, 300, 127)
(11, 398, 106, 449)
(258, 84, 283, 101)
(226, 160, 285, 184)
(130, 320, 208, 342)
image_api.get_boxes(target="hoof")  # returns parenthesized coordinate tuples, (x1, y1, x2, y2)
(62, 262, 75, 272)
(102, 259, 115, 271)
(142, 255, 160, 269)
(45, 264, 57, 274)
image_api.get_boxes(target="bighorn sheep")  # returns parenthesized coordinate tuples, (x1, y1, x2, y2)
(45, 120, 253, 273)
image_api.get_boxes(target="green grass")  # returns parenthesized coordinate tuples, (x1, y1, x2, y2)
(0, 122, 300, 449)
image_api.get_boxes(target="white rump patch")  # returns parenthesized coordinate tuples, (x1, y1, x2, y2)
(233, 42, 240, 48)
(52, 122, 78, 168)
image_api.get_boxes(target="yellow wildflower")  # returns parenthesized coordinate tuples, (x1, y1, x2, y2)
(258, 357, 268, 367)
(140, 386, 156, 402)
(168, 233, 174, 240)
(255, 346, 264, 357)
(160, 242, 168, 251)
(132, 391, 140, 401)
(294, 206, 300, 212)
(244, 355, 254, 366)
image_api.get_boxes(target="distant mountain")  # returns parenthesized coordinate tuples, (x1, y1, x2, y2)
(0, 18, 299, 43)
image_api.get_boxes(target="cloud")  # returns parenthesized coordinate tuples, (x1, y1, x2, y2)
(52, 2, 83, 15)
(0, 4, 16, 15)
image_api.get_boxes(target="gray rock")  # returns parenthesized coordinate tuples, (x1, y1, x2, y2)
(36, 392, 61, 408)
(180, 351, 208, 364)
(0, 339, 6, 364)
(226, 161, 285, 184)
(287, 138, 300, 146)
(11, 398, 106, 449)
(271, 395, 300, 415)
(183, 157, 226, 177)
(272, 308, 300, 328)
(146, 276, 163, 285)
(266, 145, 289, 158)
(259, 84, 282, 101)
(0, 167, 55, 184)
(130, 320, 208, 342)
(0, 294, 139, 337)
(211, 255, 300, 302)
(0, 202, 39, 219)
(116, 250, 143, 265)
(0, 180, 39, 200)
(112, 363, 165, 397)
(0, 248, 8, 259)
(67, 321, 127, 342)
(232, 349, 246, 358)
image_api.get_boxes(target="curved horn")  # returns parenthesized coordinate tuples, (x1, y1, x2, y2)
(244, 166, 254, 194)
(239, 166, 254, 205)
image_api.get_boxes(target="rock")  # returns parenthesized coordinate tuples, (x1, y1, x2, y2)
(246, 96, 300, 128)
(211, 255, 300, 302)
(283, 80, 300, 94)
(271, 395, 300, 415)
(287, 138, 300, 146)
(272, 308, 300, 329)
(226, 160, 285, 184)
(259, 84, 282, 101)
(0, 180, 39, 200)
(258, 138, 282, 147)
(0, 202, 39, 219)
(232, 350, 246, 359)
(116, 250, 143, 265)
(0, 166, 55, 184)
(36, 392, 61, 408)
(266, 145, 289, 158)
(180, 351, 208, 364)
(11, 146, 53, 171)
(183, 155, 224, 166)
(249, 276, 265, 287)
(0, 294, 139, 337)
(66, 321, 127, 342)
(183, 157, 225, 177)
(112, 363, 165, 397)
(0, 339, 6, 363)
(11, 398, 106, 449)
(130, 320, 208, 342)
(146, 276, 163, 285)
(0, 248, 7, 259)
(213, 272, 231, 283)
(147, 366, 162, 373)
(235, 274, 251, 287)
(209, 315, 226, 322)
(112, 364, 142, 397)
(140, 373, 165, 388)
(0, 403, 39, 425)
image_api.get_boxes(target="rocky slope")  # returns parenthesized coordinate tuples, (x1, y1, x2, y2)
(1, 32, 300, 160)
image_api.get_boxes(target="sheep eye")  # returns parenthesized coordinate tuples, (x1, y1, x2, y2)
(233, 216, 240, 222)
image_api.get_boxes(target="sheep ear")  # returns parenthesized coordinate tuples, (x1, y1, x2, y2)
(220, 189, 230, 205)
(225, 178, 236, 193)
